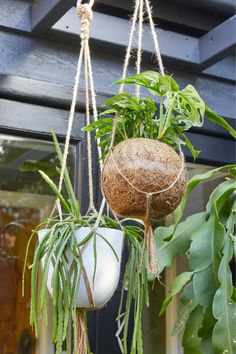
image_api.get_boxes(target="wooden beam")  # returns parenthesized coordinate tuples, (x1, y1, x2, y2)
(199, 15, 236, 69)
(94, 0, 224, 33)
(31, 0, 74, 34)
(176, 0, 236, 15)
(0, 75, 108, 111)
(0, 97, 82, 140)
(52, 9, 236, 70)
(52, 9, 200, 66)
(0, 74, 235, 135)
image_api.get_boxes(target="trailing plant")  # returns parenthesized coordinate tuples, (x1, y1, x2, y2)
(23, 132, 144, 354)
(155, 164, 236, 354)
(117, 225, 148, 354)
(84, 71, 236, 159)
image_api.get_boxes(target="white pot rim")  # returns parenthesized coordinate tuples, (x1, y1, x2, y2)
(38, 226, 123, 233)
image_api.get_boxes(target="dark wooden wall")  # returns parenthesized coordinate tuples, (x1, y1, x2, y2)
(0, 1, 235, 160)
(0, 1, 235, 353)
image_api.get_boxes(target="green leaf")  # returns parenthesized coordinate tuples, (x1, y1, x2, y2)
(39, 170, 70, 213)
(190, 208, 225, 306)
(212, 217, 236, 354)
(175, 164, 236, 224)
(104, 93, 142, 111)
(206, 179, 236, 216)
(205, 105, 236, 139)
(52, 132, 80, 217)
(116, 71, 179, 96)
(182, 306, 204, 354)
(199, 305, 216, 339)
(212, 236, 236, 354)
(174, 85, 205, 128)
(172, 283, 198, 336)
(155, 212, 206, 274)
(184, 135, 201, 161)
(159, 271, 194, 315)
(201, 337, 214, 354)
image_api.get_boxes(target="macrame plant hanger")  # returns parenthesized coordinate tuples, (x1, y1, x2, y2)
(55, 0, 103, 220)
(99, 0, 185, 275)
(50, 1, 103, 353)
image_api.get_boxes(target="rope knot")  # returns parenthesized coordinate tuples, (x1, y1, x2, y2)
(77, 3, 93, 41)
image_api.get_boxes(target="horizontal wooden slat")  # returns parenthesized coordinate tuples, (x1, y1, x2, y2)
(94, 0, 225, 33)
(31, 0, 75, 33)
(0, 74, 235, 138)
(0, 74, 108, 111)
(0, 92, 235, 165)
(185, 132, 235, 165)
(177, 0, 236, 14)
(199, 15, 236, 69)
(51, 9, 236, 75)
(52, 9, 199, 66)
(0, 98, 83, 140)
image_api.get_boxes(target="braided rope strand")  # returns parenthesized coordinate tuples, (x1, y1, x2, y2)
(136, 0, 144, 97)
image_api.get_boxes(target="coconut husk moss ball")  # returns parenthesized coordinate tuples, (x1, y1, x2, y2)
(102, 138, 187, 220)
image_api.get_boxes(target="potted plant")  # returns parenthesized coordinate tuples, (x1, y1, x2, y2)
(84, 71, 236, 353)
(23, 132, 143, 354)
(85, 71, 235, 223)
(85, 71, 235, 272)
(155, 164, 236, 354)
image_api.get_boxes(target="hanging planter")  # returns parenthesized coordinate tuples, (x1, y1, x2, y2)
(85, 70, 209, 224)
(38, 226, 124, 309)
(22, 1, 135, 352)
(102, 138, 187, 220)
(23, 133, 142, 354)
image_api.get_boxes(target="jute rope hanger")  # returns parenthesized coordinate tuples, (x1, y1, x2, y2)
(46, 4, 103, 351)
(99, 0, 186, 275)
(57, 3, 103, 353)
(52, 0, 103, 220)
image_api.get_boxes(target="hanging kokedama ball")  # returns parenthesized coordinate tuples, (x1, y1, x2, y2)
(102, 138, 187, 221)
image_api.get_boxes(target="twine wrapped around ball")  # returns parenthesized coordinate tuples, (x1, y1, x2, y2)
(102, 138, 188, 274)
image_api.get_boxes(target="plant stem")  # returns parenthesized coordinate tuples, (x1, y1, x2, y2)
(122, 119, 128, 140)
(157, 96, 164, 139)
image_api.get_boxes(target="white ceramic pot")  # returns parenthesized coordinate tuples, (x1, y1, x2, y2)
(38, 227, 124, 309)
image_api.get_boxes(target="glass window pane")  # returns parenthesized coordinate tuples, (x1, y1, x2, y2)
(0, 135, 76, 354)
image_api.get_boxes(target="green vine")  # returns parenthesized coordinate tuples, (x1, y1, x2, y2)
(155, 165, 236, 354)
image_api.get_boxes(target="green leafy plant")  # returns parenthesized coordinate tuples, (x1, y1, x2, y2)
(155, 164, 236, 354)
(84, 71, 236, 354)
(23, 132, 144, 354)
(84, 71, 236, 160)
(117, 226, 148, 354)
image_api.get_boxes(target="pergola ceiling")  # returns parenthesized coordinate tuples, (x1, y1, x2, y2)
(30, 0, 236, 72)
(30, 0, 236, 32)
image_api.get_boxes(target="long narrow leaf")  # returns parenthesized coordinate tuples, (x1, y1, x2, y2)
(205, 105, 236, 139)
(52, 131, 80, 217)
(39, 170, 71, 213)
